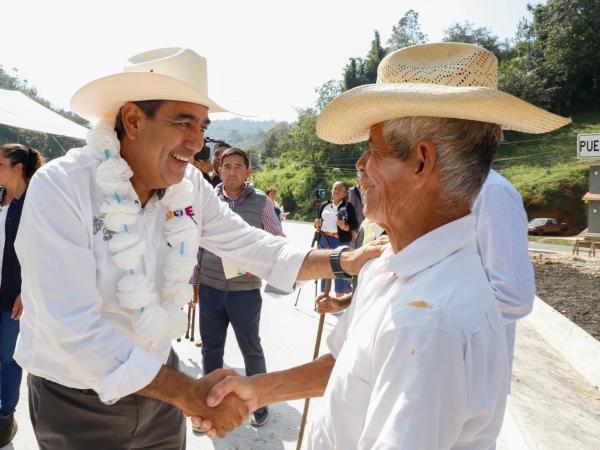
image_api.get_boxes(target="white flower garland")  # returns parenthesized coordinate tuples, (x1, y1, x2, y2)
(86, 120, 198, 341)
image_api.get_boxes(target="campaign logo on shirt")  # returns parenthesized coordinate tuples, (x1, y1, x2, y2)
(165, 205, 195, 222)
(92, 215, 116, 241)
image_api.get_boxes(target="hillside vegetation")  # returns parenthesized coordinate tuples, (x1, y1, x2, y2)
(252, 0, 600, 226)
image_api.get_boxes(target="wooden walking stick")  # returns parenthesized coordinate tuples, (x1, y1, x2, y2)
(185, 306, 192, 340)
(190, 303, 196, 341)
(295, 278, 332, 450)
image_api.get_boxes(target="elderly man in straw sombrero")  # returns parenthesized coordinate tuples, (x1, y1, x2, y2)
(200, 42, 570, 449)
(13, 47, 382, 449)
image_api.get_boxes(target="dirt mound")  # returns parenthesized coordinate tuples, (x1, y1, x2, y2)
(532, 252, 600, 340)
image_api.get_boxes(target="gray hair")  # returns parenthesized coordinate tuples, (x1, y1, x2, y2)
(382, 117, 502, 211)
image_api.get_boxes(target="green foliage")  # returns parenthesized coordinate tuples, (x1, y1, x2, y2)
(386, 10, 428, 52)
(315, 79, 343, 112)
(443, 21, 508, 60)
(528, 0, 600, 114)
(494, 112, 600, 230)
(258, 8, 600, 226)
(362, 31, 387, 84)
(252, 165, 356, 221)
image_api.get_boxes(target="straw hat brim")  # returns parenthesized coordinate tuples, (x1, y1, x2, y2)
(70, 72, 229, 122)
(316, 83, 572, 144)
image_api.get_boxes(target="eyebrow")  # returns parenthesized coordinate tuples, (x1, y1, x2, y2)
(170, 113, 211, 126)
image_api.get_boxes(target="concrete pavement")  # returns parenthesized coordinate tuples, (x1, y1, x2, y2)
(5, 221, 600, 449)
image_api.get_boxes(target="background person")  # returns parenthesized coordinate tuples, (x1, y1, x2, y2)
(192, 144, 214, 184)
(314, 181, 358, 297)
(209, 141, 231, 187)
(0, 143, 44, 447)
(265, 187, 283, 222)
(197, 148, 284, 428)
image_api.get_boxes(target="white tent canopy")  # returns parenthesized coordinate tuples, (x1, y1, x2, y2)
(0, 88, 88, 140)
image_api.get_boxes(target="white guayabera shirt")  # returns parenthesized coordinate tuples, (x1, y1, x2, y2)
(308, 215, 509, 450)
(14, 148, 306, 404)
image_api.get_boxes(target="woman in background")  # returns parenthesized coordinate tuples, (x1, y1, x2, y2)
(0, 143, 44, 447)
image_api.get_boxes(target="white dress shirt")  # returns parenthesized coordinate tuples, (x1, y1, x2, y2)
(14, 148, 307, 404)
(308, 215, 509, 450)
(473, 170, 535, 364)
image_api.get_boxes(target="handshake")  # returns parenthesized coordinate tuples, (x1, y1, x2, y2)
(182, 368, 260, 438)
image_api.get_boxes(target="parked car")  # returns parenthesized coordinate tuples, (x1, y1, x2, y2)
(528, 218, 568, 235)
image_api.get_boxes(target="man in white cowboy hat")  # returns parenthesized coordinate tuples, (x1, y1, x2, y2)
(13, 47, 382, 449)
(199, 42, 570, 449)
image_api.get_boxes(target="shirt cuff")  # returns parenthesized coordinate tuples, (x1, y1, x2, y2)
(267, 247, 309, 293)
(97, 346, 163, 404)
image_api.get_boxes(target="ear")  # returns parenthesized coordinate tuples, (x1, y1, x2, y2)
(412, 139, 437, 185)
(14, 162, 24, 176)
(246, 167, 253, 177)
(120, 102, 146, 140)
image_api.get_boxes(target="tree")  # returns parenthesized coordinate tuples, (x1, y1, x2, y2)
(386, 10, 428, 52)
(528, 0, 600, 113)
(362, 31, 387, 84)
(315, 79, 343, 111)
(343, 57, 365, 91)
(443, 22, 505, 59)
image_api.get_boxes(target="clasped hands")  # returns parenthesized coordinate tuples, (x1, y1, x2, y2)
(186, 368, 260, 438)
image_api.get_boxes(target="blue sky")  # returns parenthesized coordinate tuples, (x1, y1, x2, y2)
(0, 0, 540, 122)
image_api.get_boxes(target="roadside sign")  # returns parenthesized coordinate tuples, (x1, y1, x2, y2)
(577, 133, 600, 158)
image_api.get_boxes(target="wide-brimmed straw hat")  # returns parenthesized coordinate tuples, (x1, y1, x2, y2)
(70, 47, 228, 122)
(316, 42, 571, 144)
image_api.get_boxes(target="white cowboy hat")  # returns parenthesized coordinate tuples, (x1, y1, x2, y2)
(316, 42, 571, 144)
(70, 47, 228, 121)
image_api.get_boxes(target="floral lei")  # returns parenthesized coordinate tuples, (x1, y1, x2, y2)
(86, 120, 198, 341)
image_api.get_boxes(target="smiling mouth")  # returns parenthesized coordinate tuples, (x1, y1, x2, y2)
(171, 154, 191, 163)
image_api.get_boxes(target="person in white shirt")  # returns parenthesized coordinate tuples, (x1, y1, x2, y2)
(198, 43, 570, 448)
(14, 48, 381, 449)
(318, 169, 535, 375)
(474, 169, 535, 372)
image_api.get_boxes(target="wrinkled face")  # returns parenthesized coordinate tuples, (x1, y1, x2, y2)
(124, 101, 209, 189)
(356, 123, 414, 226)
(221, 154, 251, 191)
(331, 182, 347, 203)
(0, 156, 21, 186)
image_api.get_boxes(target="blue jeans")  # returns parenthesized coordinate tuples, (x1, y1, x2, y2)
(0, 311, 21, 417)
(318, 234, 350, 294)
(199, 285, 266, 377)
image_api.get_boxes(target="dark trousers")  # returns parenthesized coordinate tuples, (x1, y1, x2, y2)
(27, 350, 185, 450)
(200, 285, 266, 377)
(0, 310, 21, 417)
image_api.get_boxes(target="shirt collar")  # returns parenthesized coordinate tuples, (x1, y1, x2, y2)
(387, 214, 476, 280)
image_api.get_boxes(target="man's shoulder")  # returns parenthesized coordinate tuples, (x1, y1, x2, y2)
(476, 169, 522, 208)
(30, 147, 97, 193)
(251, 186, 267, 199)
(481, 170, 518, 194)
(40, 147, 97, 176)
